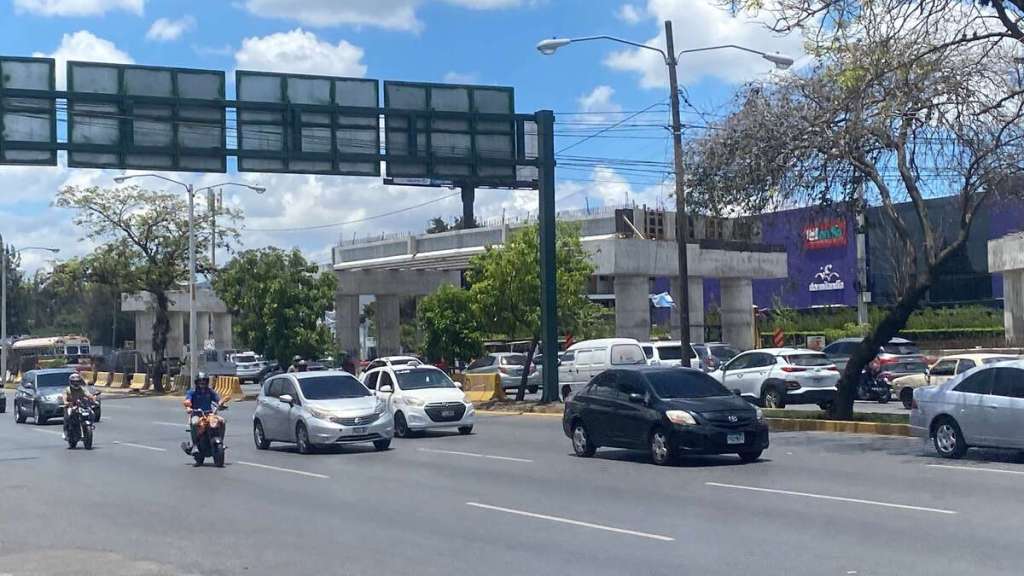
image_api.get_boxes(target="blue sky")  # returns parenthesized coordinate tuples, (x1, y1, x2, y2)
(0, 0, 803, 273)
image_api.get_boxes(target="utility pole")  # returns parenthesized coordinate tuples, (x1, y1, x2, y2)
(664, 20, 693, 360)
(1, 234, 7, 386)
(208, 189, 219, 340)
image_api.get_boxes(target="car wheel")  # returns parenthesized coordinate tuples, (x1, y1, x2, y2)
(528, 386, 538, 394)
(761, 387, 785, 409)
(738, 450, 762, 463)
(253, 420, 271, 450)
(373, 438, 391, 451)
(34, 403, 47, 425)
(901, 389, 914, 410)
(15, 401, 26, 424)
(933, 417, 968, 459)
(394, 412, 410, 438)
(571, 421, 596, 457)
(649, 428, 675, 466)
(817, 402, 833, 412)
(458, 426, 473, 435)
(296, 422, 314, 454)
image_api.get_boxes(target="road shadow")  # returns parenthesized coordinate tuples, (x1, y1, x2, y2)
(265, 443, 389, 456)
(589, 448, 769, 468)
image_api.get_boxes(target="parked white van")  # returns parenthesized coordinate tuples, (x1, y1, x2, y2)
(558, 338, 647, 399)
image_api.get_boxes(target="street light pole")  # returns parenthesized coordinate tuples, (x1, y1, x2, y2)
(113, 175, 265, 387)
(663, 20, 693, 360)
(536, 28, 792, 356)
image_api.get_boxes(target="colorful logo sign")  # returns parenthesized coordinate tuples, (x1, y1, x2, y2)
(809, 264, 845, 292)
(804, 219, 847, 249)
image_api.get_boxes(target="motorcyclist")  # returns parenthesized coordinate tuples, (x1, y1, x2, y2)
(287, 355, 306, 373)
(180, 373, 222, 459)
(62, 373, 94, 441)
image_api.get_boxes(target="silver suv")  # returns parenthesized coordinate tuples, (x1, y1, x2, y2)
(253, 371, 393, 454)
(711, 348, 840, 409)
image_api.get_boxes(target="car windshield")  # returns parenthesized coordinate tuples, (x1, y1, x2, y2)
(501, 354, 527, 366)
(710, 346, 739, 361)
(646, 371, 732, 399)
(890, 361, 928, 373)
(298, 375, 369, 399)
(982, 356, 1018, 365)
(235, 355, 257, 363)
(881, 343, 920, 355)
(655, 345, 683, 360)
(785, 354, 832, 367)
(396, 369, 457, 390)
(35, 372, 73, 388)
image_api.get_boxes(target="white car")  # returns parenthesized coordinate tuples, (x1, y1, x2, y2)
(710, 348, 840, 409)
(364, 356, 423, 371)
(362, 364, 475, 437)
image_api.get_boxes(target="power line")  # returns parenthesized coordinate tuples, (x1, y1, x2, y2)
(555, 99, 670, 155)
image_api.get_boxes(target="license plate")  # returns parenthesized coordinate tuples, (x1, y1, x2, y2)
(441, 410, 455, 417)
(352, 426, 367, 435)
(726, 433, 745, 445)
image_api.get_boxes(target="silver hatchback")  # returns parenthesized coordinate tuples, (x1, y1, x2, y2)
(253, 371, 393, 454)
(912, 360, 1024, 458)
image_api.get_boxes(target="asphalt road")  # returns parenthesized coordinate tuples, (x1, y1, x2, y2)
(2, 390, 1023, 576)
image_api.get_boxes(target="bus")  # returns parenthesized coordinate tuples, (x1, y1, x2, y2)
(10, 335, 92, 371)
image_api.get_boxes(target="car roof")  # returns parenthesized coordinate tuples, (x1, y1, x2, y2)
(743, 347, 822, 356)
(290, 370, 355, 380)
(613, 365, 707, 375)
(939, 353, 1020, 362)
(567, 338, 641, 350)
(26, 368, 75, 375)
(832, 337, 914, 344)
(489, 352, 525, 357)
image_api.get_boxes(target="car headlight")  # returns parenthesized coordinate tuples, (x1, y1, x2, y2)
(755, 407, 766, 423)
(465, 401, 474, 411)
(308, 406, 332, 421)
(403, 397, 426, 407)
(375, 398, 387, 413)
(665, 410, 697, 426)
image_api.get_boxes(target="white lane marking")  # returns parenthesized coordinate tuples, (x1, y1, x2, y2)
(96, 403, 129, 409)
(705, 482, 957, 515)
(465, 502, 675, 542)
(153, 421, 186, 428)
(29, 428, 64, 437)
(417, 447, 533, 463)
(235, 461, 329, 479)
(928, 464, 1024, 476)
(112, 441, 167, 452)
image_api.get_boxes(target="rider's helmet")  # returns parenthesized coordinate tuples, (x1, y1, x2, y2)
(69, 372, 84, 389)
(292, 355, 302, 365)
(194, 372, 210, 389)
(297, 359, 309, 372)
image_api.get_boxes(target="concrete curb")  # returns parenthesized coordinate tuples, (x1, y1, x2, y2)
(768, 418, 913, 437)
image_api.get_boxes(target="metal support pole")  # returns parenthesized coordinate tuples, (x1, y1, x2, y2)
(208, 189, 217, 339)
(1, 234, 7, 385)
(856, 181, 869, 325)
(536, 110, 559, 403)
(665, 20, 693, 359)
(460, 185, 475, 229)
(188, 184, 198, 386)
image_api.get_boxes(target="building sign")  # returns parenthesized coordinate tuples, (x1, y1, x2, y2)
(804, 219, 847, 250)
(809, 264, 845, 292)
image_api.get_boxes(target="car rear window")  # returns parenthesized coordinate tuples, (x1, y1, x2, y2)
(646, 371, 731, 399)
(298, 375, 370, 399)
(881, 343, 920, 355)
(235, 355, 257, 364)
(655, 345, 683, 360)
(890, 361, 928, 374)
(501, 355, 528, 366)
(784, 354, 831, 367)
(610, 344, 647, 365)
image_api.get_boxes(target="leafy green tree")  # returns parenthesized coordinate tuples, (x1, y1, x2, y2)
(417, 284, 483, 368)
(2, 246, 30, 336)
(56, 185, 239, 391)
(467, 221, 600, 401)
(213, 248, 336, 366)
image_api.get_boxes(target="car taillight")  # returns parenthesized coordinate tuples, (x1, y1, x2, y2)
(780, 366, 807, 373)
(498, 367, 510, 374)
(826, 366, 840, 372)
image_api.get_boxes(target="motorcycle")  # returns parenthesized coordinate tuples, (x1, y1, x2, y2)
(856, 372, 892, 403)
(185, 403, 229, 467)
(64, 397, 97, 450)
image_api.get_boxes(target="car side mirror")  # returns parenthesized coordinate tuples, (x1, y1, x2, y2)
(628, 392, 645, 404)
(454, 381, 463, 390)
(732, 388, 742, 397)
(278, 394, 294, 405)
(378, 384, 393, 394)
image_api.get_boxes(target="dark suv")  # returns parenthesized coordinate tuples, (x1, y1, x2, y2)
(823, 337, 926, 374)
(562, 366, 769, 465)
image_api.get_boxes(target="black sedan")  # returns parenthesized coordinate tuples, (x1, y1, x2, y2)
(563, 366, 769, 465)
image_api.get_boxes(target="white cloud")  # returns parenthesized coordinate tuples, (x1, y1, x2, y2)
(146, 15, 195, 42)
(617, 3, 644, 24)
(235, 29, 367, 77)
(443, 71, 477, 83)
(604, 0, 805, 87)
(577, 85, 622, 124)
(33, 30, 134, 90)
(13, 0, 144, 16)
(241, 0, 525, 32)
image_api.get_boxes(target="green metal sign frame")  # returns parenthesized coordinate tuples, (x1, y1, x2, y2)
(0, 56, 58, 166)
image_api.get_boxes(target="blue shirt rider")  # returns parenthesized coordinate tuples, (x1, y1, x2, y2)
(181, 373, 222, 460)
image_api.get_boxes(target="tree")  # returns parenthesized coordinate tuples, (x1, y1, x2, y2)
(686, 6, 1024, 418)
(56, 185, 239, 391)
(467, 221, 600, 402)
(417, 284, 483, 368)
(426, 217, 451, 234)
(2, 247, 30, 336)
(213, 248, 336, 366)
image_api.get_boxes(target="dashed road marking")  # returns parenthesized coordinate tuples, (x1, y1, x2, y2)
(417, 447, 533, 463)
(705, 482, 957, 515)
(112, 441, 167, 452)
(466, 502, 675, 542)
(235, 461, 329, 479)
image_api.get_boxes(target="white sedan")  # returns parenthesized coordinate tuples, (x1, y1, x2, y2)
(362, 365, 475, 437)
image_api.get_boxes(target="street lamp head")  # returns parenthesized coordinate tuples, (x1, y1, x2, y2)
(250, 186, 267, 194)
(537, 38, 572, 55)
(762, 52, 795, 70)
(113, 176, 128, 184)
